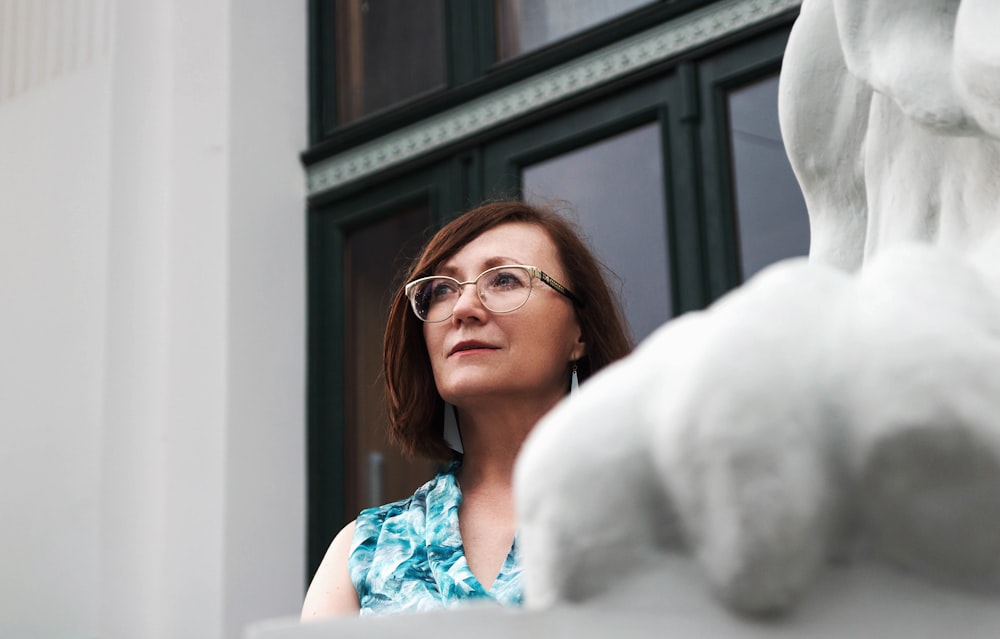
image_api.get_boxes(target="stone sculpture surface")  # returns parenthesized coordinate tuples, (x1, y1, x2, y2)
(515, 0, 1000, 618)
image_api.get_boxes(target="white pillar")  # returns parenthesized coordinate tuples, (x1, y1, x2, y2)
(0, 0, 305, 637)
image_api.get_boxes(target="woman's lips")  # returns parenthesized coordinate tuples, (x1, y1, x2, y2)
(449, 341, 499, 356)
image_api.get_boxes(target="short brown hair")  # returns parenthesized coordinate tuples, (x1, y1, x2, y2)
(383, 200, 633, 460)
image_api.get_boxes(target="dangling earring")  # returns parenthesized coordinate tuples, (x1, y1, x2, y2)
(443, 402, 464, 453)
(570, 363, 579, 395)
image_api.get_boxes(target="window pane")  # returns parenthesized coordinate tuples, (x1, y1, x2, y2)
(344, 204, 436, 515)
(727, 74, 809, 281)
(523, 123, 670, 342)
(336, 0, 447, 124)
(496, 0, 653, 59)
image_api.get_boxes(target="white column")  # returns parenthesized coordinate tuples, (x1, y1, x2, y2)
(2, 1, 306, 636)
(224, 0, 307, 637)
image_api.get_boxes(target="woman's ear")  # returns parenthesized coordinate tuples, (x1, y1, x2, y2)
(571, 334, 587, 362)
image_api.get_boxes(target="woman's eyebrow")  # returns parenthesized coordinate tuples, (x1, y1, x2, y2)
(482, 256, 522, 269)
(438, 256, 523, 277)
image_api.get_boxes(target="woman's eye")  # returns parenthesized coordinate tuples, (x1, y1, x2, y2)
(489, 271, 526, 289)
(430, 281, 457, 300)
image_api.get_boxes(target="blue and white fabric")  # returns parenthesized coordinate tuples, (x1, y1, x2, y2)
(348, 463, 523, 616)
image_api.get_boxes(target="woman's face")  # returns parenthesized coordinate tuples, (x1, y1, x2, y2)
(423, 222, 586, 410)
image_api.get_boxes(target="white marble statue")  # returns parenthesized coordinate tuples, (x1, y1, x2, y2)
(515, 0, 1000, 617)
(781, 0, 1000, 272)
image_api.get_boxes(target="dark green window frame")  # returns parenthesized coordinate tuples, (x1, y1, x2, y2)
(306, 0, 728, 153)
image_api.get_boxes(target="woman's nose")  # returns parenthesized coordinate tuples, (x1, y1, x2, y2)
(450, 283, 487, 322)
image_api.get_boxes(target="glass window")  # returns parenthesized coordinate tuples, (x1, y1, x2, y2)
(336, 0, 447, 124)
(727, 74, 809, 281)
(522, 122, 670, 342)
(496, 0, 653, 60)
(344, 204, 436, 514)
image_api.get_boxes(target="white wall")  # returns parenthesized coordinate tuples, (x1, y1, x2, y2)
(0, 2, 113, 636)
(0, 1, 306, 637)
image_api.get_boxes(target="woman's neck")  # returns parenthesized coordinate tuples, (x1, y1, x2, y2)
(454, 398, 557, 490)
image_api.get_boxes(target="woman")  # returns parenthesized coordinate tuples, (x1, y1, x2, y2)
(301, 200, 632, 618)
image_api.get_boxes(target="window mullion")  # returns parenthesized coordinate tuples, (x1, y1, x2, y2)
(447, 0, 496, 86)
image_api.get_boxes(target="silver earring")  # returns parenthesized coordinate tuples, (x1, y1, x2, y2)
(443, 402, 463, 453)
(570, 364, 579, 395)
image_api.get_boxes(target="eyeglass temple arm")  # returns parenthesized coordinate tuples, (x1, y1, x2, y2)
(536, 269, 582, 306)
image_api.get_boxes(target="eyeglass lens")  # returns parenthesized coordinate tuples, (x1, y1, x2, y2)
(411, 266, 533, 321)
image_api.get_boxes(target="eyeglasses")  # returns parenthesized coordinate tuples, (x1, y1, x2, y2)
(404, 264, 580, 323)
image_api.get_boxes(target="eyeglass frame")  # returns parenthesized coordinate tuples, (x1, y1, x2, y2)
(403, 264, 582, 323)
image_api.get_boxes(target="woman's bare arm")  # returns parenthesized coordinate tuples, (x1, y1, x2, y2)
(301, 520, 361, 620)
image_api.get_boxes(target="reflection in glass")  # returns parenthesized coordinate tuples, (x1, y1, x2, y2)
(336, 0, 447, 124)
(344, 204, 436, 514)
(523, 122, 670, 342)
(496, 0, 652, 59)
(727, 74, 809, 281)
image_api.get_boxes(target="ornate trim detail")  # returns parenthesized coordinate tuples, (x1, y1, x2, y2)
(307, 0, 801, 196)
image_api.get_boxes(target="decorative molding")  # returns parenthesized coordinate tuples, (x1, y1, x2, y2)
(307, 0, 801, 196)
(0, 0, 113, 103)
